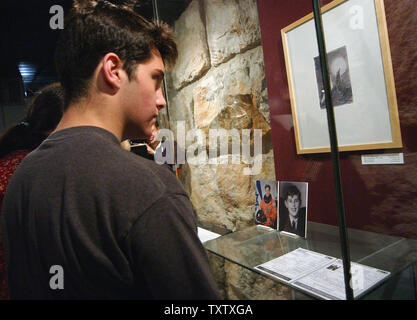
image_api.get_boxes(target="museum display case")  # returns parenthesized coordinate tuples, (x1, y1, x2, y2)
(203, 222, 417, 299)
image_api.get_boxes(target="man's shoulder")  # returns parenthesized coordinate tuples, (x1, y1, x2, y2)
(13, 127, 183, 195)
(123, 151, 180, 187)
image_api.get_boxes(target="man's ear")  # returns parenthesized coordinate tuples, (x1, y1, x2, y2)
(102, 53, 124, 90)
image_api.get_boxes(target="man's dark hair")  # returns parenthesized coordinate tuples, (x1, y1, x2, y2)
(55, 0, 178, 108)
(264, 184, 270, 191)
(284, 185, 301, 205)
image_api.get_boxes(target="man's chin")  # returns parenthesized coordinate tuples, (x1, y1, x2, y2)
(289, 210, 299, 217)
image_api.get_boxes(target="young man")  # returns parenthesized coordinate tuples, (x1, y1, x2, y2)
(279, 185, 306, 238)
(1, 0, 220, 299)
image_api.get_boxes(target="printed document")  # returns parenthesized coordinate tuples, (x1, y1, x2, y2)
(255, 248, 335, 282)
(255, 248, 390, 299)
(292, 259, 391, 300)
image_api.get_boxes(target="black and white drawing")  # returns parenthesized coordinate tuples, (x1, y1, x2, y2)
(314, 46, 353, 109)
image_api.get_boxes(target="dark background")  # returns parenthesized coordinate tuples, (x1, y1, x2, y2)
(0, 0, 188, 130)
(0, 0, 187, 97)
(1, 0, 72, 96)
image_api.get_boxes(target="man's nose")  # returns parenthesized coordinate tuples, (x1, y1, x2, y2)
(156, 88, 166, 110)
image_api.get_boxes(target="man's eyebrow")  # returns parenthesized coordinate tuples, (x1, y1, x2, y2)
(154, 69, 165, 79)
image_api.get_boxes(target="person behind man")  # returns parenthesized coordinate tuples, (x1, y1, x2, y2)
(1, 0, 220, 300)
(0, 82, 64, 300)
(146, 121, 162, 155)
(279, 185, 306, 237)
(129, 121, 161, 161)
(259, 184, 277, 229)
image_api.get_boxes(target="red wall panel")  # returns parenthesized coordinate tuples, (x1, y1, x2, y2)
(257, 0, 417, 239)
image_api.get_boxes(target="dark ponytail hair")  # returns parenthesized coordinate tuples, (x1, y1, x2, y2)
(0, 82, 64, 158)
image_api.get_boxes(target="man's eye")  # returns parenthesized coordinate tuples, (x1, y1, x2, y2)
(153, 76, 162, 87)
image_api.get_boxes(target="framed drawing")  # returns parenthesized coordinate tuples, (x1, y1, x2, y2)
(281, 0, 402, 154)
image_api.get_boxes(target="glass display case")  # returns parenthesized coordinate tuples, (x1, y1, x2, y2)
(204, 222, 417, 299)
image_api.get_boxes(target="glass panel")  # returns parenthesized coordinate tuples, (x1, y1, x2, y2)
(204, 222, 417, 299)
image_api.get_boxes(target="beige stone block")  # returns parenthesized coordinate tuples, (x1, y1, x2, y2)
(204, 0, 261, 66)
(187, 162, 234, 229)
(193, 84, 220, 128)
(224, 260, 292, 300)
(167, 85, 195, 140)
(171, 0, 210, 89)
(216, 161, 253, 212)
(192, 50, 269, 140)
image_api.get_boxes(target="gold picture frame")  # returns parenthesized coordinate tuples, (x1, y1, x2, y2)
(281, 0, 402, 154)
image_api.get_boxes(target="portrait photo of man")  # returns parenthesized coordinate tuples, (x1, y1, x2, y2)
(278, 182, 308, 238)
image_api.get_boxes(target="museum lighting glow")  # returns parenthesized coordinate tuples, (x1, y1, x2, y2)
(18, 61, 37, 85)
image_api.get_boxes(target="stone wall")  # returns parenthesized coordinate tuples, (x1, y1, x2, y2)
(208, 254, 293, 300)
(163, 0, 289, 300)
(165, 0, 275, 232)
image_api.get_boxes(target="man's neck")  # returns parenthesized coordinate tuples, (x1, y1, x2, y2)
(54, 97, 123, 141)
(289, 215, 298, 224)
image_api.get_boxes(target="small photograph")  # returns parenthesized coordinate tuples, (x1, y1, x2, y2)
(314, 45, 353, 109)
(278, 181, 308, 238)
(254, 180, 278, 229)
